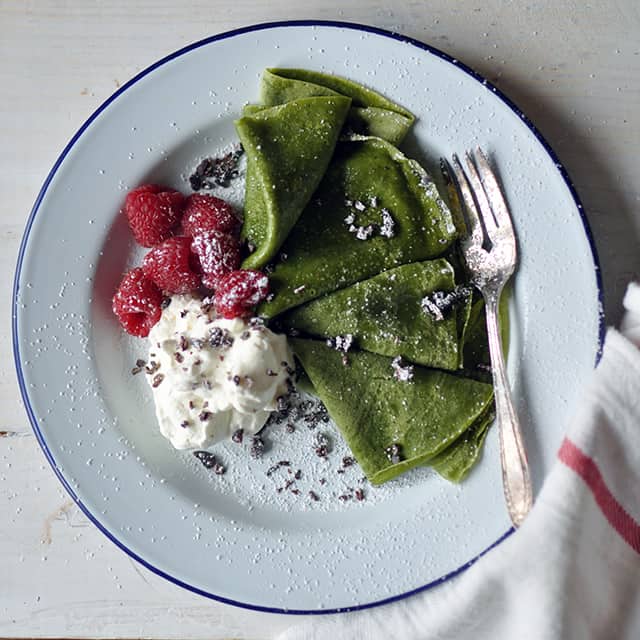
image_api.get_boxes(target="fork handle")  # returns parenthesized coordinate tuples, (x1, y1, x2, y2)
(484, 289, 533, 528)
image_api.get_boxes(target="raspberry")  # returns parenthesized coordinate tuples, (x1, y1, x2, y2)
(214, 269, 269, 319)
(190, 230, 241, 289)
(142, 236, 201, 294)
(112, 267, 163, 337)
(181, 194, 240, 236)
(124, 184, 185, 247)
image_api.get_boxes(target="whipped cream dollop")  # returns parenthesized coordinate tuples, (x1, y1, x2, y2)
(146, 295, 294, 450)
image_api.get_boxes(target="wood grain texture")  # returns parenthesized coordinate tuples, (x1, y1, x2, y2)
(1, 1, 639, 637)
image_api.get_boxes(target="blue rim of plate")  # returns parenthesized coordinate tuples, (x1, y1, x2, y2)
(12, 20, 605, 615)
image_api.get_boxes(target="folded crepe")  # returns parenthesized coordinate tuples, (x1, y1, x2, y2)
(235, 95, 352, 269)
(259, 135, 457, 317)
(429, 407, 495, 482)
(236, 68, 417, 270)
(249, 68, 415, 145)
(280, 259, 471, 371)
(292, 338, 494, 485)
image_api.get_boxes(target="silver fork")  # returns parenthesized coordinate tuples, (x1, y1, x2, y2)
(443, 148, 532, 528)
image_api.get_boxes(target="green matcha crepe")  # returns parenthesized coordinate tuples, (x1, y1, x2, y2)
(250, 68, 415, 145)
(429, 405, 494, 482)
(296, 369, 493, 483)
(425, 295, 509, 481)
(281, 259, 470, 371)
(258, 136, 457, 317)
(235, 69, 499, 485)
(292, 338, 494, 485)
(235, 95, 351, 269)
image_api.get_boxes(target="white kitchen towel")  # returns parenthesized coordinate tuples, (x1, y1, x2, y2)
(278, 283, 640, 640)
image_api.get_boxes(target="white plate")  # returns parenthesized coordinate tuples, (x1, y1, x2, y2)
(13, 21, 603, 613)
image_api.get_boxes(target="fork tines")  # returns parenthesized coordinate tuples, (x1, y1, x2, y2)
(443, 148, 516, 259)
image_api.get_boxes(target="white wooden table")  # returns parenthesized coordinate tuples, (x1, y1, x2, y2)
(2, 2, 639, 637)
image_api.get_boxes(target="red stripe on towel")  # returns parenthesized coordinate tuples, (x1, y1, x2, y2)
(558, 438, 640, 554)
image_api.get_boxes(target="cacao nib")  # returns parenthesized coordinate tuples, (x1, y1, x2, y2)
(385, 443, 403, 464)
(193, 450, 217, 469)
(250, 435, 265, 459)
